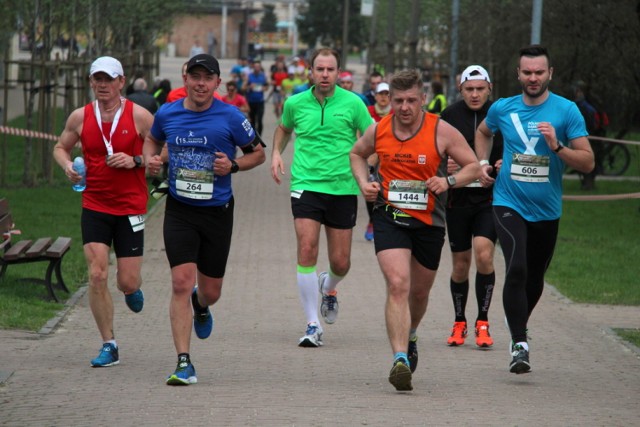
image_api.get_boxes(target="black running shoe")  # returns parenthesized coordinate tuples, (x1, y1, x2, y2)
(408, 337, 418, 373)
(509, 344, 531, 374)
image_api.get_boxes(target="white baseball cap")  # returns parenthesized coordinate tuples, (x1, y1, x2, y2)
(376, 82, 390, 93)
(89, 56, 124, 78)
(460, 65, 490, 84)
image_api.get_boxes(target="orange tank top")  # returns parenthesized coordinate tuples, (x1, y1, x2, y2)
(80, 99, 147, 215)
(375, 112, 447, 227)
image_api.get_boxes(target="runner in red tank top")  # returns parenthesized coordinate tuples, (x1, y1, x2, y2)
(53, 56, 154, 368)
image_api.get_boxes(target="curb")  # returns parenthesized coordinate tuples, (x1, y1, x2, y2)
(37, 285, 88, 335)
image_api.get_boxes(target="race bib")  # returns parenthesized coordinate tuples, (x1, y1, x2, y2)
(176, 167, 214, 199)
(388, 180, 428, 210)
(128, 214, 145, 232)
(510, 153, 550, 183)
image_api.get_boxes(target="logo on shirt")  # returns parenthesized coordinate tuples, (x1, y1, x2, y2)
(241, 119, 253, 136)
(418, 155, 426, 165)
(527, 121, 541, 136)
(175, 131, 208, 146)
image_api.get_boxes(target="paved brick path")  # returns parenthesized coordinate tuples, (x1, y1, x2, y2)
(0, 57, 638, 426)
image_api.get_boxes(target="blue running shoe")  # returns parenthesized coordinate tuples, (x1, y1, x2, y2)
(90, 343, 119, 367)
(125, 289, 144, 313)
(192, 287, 213, 339)
(166, 358, 197, 386)
(364, 222, 374, 241)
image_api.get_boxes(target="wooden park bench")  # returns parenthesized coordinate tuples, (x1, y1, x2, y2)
(0, 198, 72, 302)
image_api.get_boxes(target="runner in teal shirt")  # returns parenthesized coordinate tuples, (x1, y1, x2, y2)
(475, 45, 594, 376)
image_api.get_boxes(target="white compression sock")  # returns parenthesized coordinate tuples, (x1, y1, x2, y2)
(297, 267, 320, 325)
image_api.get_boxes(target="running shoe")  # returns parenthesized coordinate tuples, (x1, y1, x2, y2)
(509, 344, 531, 374)
(124, 289, 144, 313)
(475, 320, 493, 348)
(388, 359, 413, 391)
(364, 222, 374, 241)
(192, 287, 213, 339)
(166, 358, 197, 385)
(447, 321, 467, 346)
(90, 343, 120, 367)
(318, 272, 339, 324)
(298, 322, 323, 347)
(407, 337, 418, 373)
(505, 316, 531, 353)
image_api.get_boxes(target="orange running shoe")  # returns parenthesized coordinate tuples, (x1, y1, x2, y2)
(475, 320, 494, 348)
(447, 321, 467, 346)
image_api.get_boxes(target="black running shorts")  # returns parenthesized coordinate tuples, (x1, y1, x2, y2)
(290, 190, 357, 229)
(446, 204, 497, 253)
(163, 195, 234, 278)
(81, 208, 144, 257)
(372, 205, 445, 271)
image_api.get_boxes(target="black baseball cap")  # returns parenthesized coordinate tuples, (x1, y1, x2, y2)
(186, 54, 221, 75)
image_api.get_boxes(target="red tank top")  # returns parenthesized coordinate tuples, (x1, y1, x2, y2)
(80, 99, 147, 215)
(375, 112, 447, 227)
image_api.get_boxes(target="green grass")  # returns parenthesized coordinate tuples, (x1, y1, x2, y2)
(546, 178, 640, 305)
(544, 176, 640, 345)
(613, 328, 640, 348)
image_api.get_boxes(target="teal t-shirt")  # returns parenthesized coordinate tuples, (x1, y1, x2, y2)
(485, 92, 588, 221)
(281, 85, 373, 195)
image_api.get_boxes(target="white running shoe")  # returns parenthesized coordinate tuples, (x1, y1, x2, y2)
(318, 272, 339, 324)
(298, 323, 323, 347)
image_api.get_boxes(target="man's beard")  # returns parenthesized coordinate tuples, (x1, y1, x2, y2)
(522, 79, 550, 98)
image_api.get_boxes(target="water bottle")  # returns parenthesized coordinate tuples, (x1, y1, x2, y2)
(72, 156, 86, 192)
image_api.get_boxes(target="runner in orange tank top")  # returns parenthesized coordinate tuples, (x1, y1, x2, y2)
(350, 69, 481, 392)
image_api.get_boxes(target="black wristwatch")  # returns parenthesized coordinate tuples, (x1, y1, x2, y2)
(230, 160, 239, 174)
(133, 155, 142, 168)
(554, 143, 564, 153)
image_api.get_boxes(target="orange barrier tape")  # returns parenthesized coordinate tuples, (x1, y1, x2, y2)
(0, 125, 58, 142)
(563, 192, 640, 201)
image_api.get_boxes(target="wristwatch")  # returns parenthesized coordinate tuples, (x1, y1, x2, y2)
(133, 155, 142, 168)
(447, 175, 456, 188)
(554, 143, 564, 153)
(230, 160, 239, 174)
